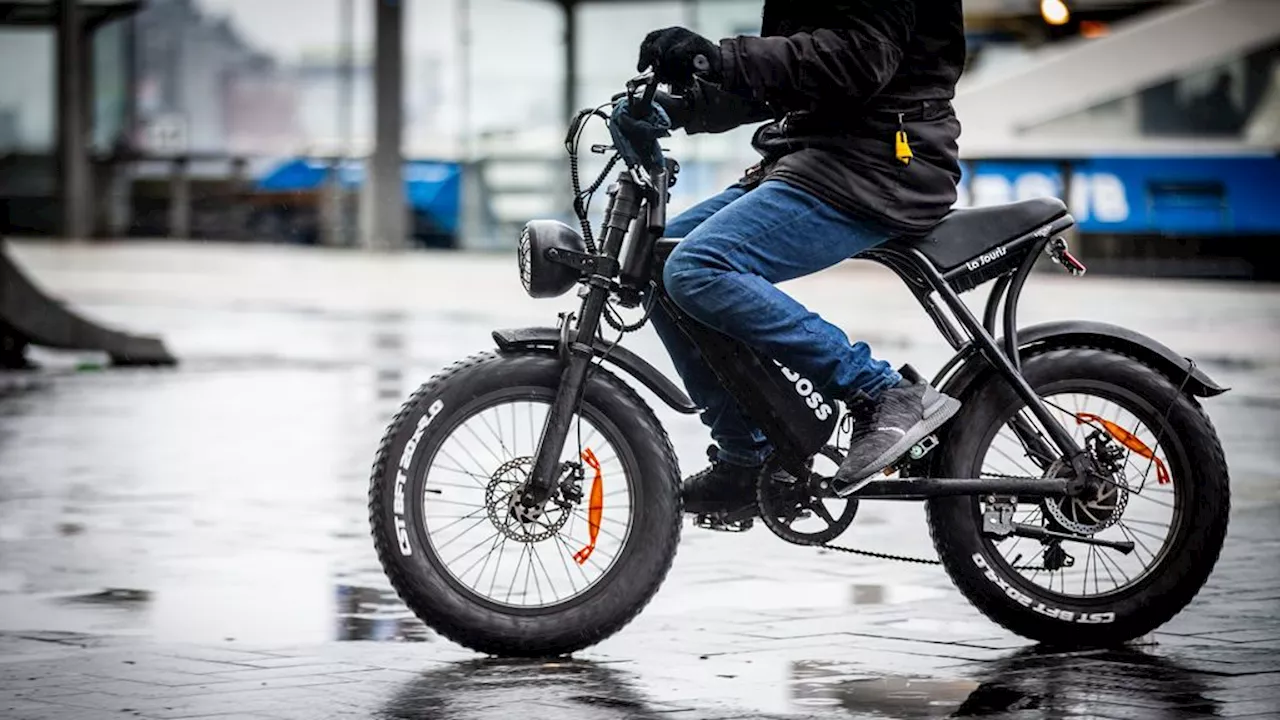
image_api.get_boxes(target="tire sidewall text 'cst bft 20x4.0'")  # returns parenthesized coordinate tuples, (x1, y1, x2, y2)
(926, 348, 1230, 647)
(369, 351, 683, 657)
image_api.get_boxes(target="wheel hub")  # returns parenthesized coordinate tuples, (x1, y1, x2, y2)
(1044, 433, 1130, 535)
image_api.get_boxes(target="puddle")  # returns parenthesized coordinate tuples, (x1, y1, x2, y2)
(849, 583, 945, 606)
(58, 587, 152, 607)
(791, 662, 984, 717)
(335, 584, 431, 642)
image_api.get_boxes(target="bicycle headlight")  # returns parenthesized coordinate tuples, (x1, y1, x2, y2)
(517, 220, 588, 298)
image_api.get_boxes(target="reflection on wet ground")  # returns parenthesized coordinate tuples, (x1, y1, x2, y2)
(1, 244, 1278, 718)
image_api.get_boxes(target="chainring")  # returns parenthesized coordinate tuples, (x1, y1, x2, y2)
(757, 462, 858, 546)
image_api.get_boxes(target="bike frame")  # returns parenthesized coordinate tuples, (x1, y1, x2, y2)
(512, 79, 1224, 511)
(515, 160, 1093, 511)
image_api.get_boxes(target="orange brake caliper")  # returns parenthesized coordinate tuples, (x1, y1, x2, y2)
(1075, 412, 1170, 485)
(573, 448, 604, 565)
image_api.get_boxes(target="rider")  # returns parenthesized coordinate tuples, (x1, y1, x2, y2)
(637, 2, 967, 513)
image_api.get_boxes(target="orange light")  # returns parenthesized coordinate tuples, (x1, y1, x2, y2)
(573, 448, 604, 565)
(1075, 413, 1170, 485)
(1080, 20, 1109, 38)
(1041, 0, 1070, 26)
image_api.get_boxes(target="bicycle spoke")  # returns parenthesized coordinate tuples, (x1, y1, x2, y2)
(436, 515, 500, 554)
(981, 389, 1183, 601)
(459, 529, 506, 585)
(408, 397, 636, 609)
(1094, 545, 1131, 585)
(460, 421, 506, 467)
(427, 506, 489, 535)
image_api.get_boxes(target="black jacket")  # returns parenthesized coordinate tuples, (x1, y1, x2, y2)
(687, 1, 966, 234)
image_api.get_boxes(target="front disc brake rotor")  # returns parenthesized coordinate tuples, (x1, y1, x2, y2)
(484, 457, 571, 543)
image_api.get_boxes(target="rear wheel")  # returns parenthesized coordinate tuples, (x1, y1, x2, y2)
(928, 348, 1230, 646)
(369, 351, 681, 656)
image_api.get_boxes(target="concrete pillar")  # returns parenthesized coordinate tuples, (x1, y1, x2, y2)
(560, 0, 577, 222)
(169, 157, 190, 239)
(57, 0, 90, 240)
(366, 0, 407, 250)
(229, 157, 249, 242)
(106, 160, 132, 238)
(562, 0, 576, 128)
(320, 161, 344, 247)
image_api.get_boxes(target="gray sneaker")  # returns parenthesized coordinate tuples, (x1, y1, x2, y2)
(833, 380, 961, 495)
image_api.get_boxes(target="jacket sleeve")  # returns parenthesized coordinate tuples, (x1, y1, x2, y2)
(718, 3, 915, 111)
(683, 77, 774, 135)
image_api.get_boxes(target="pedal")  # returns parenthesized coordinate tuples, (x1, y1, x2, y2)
(907, 434, 940, 461)
(694, 507, 756, 533)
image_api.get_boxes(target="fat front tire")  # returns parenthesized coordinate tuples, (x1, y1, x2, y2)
(927, 348, 1230, 646)
(369, 351, 682, 656)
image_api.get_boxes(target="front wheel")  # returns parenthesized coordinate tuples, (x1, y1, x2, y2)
(369, 351, 682, 656)
(927, 348, 1230, 646)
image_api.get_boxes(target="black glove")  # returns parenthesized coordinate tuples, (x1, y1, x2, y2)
(637, 26, 721, 89)
(653, 89, 691, 130)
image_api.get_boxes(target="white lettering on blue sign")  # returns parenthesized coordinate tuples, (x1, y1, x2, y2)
(958, 170, 1130, 224)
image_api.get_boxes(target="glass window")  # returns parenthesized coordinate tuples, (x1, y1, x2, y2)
(0, 29, 55, 152)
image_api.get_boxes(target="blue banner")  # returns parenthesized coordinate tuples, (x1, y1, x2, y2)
(257, 158, 462, 234)
(958, 155, 1280, 235)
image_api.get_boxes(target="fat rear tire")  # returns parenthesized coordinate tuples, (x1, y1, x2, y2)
(369, 351, 681, 656)
(927, 348, 1230, 646)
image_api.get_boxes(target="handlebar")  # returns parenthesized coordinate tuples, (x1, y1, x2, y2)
(629, 74, 661, 118)
(626, 54, 710, 118)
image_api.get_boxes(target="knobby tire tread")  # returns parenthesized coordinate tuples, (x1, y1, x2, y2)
(926, 347, 1230, 646)
(369, 351, 682, 656)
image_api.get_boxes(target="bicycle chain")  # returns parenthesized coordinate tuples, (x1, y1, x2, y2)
(815, 472, 1054, 569)
(818, 542, 942, 565)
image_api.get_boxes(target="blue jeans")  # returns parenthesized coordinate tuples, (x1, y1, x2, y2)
(650, 180, 902, 467)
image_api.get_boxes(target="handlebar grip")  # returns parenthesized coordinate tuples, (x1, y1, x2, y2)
(692, 54, 711, 73)
(630, 75, 660, 118)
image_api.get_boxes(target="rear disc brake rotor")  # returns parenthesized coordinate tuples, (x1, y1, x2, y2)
(1043, 460, 1129, 536)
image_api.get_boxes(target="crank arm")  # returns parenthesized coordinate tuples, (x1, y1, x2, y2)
(1008, 522, 1135, 554)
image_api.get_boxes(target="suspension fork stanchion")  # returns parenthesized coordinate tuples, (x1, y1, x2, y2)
(909, 249, 1087, 468)
(522, 177, 643, 508)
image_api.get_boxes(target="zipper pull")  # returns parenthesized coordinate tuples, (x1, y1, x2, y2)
(895, 113, 913, 166)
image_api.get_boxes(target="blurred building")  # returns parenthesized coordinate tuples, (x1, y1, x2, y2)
(2, 0, 1278, 276)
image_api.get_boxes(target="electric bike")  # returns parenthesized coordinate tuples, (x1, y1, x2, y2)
(370, 71, 1231, 657)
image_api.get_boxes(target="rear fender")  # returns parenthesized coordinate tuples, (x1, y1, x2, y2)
(910, 320, 1227, 479)
(492, 327, 699, 415)
(936, 320, 1229, 404)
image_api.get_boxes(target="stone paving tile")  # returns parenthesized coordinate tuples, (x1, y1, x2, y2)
(3, 248, 1279, 719)
(2, 634, 1278, 719)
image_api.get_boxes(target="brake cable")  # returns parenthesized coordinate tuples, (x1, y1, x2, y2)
(565, 104, 617, 253)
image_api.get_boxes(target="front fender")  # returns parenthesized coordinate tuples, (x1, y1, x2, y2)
(492, 327, 699, 415)
(938, 320, 1228, 403)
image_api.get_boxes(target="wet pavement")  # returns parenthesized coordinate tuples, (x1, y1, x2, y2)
(1, 240, 1279, 719)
